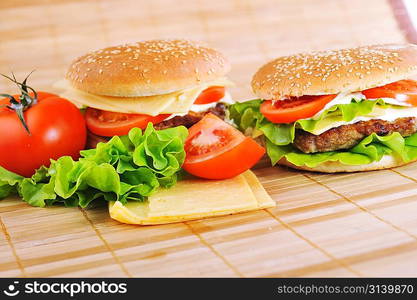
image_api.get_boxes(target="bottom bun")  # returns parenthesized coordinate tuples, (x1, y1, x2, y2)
(278, 155, 417, 173)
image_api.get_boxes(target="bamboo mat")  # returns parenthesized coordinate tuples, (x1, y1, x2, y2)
(1, 0, 417, 277)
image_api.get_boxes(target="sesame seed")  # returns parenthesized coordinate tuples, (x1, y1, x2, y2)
(68, 40, 227, 91)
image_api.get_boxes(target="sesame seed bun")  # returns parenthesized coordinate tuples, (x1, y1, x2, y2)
(252, 43, 417, 100)
(66, 39, 230, 97)
(278, 155, 417, 173)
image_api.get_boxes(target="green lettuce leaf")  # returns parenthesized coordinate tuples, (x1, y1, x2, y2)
(0, 124, 188, 208)
(229, 99, 264, 132)
(0, 167, 24, 199)
(132, 125, 188, 178)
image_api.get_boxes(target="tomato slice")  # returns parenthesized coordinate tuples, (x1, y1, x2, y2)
(194, 86, 225, 105)
(183, 114, 265, 179)
(362, 80, 417, 106)
(85, 108, 170, 137)
(260, 94, 336, 124)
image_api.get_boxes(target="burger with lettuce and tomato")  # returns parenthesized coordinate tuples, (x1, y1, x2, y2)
(56, 39, 265, 179)
(56, 39, 235, 147)
(229, 44, 417, 172)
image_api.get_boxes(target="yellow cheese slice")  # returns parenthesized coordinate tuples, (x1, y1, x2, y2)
(54, 78, 233, 116)
(242, 171, 275, 209)
(108, 170, 275, 225)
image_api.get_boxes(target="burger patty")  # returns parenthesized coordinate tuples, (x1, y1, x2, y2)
(154, 102, 226, 130)
(293, 117, 417, 153)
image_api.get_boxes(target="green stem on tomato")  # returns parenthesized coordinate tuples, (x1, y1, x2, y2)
(0, 71, 38, 135)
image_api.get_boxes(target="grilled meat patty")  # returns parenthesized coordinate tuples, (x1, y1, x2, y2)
(154, 102, 226, 130)
(294, 117, 417, 153)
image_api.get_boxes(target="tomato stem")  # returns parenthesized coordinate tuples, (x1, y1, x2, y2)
(0, 71, 38, 135)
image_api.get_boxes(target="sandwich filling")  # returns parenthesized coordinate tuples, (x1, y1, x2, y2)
(55, 78, 234, 137)
(229, 79, 417, 167)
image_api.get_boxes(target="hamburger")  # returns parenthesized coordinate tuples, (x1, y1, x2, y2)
(56, 39, 233, 147)
(229, 44, 417, 172)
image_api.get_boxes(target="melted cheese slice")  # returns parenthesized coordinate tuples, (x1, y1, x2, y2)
(54, 78, 233, 116)
(108, 170, 275, 225)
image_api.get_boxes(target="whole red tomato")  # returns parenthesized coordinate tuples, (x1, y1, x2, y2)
(0, 92, 87, 177)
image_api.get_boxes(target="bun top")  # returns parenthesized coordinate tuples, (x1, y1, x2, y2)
(66, 39, 230, 97)
(252, 43, 417, 100)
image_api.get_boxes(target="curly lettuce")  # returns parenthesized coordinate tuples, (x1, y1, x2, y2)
(0, 167, 23, 199)
(0, 124, 188, 207)
(229, 98, 417, 167)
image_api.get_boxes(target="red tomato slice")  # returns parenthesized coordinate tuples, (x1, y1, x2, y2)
(183, 114, 265, 179)
(85, 108, 170, 137)
(194, 86, 225, 105)
(362, 80, 417, 106)
(260, 94, 336, 124)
